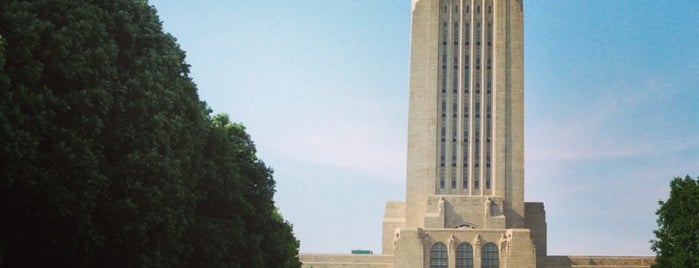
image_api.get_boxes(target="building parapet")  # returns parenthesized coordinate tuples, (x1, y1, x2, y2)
(300, 253, 393, 268)
(541, 256, 655, 268)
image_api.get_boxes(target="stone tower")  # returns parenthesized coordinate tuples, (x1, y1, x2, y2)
(382, 0, 544, 267)
(405, 0, 524, 231)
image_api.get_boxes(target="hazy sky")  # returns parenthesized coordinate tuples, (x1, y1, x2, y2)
(150, 0, 699, 256)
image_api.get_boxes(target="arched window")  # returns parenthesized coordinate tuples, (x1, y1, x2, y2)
(430, 243, 448, 268)
(482, 243, 499, 268)
(456, 243, 473, 268)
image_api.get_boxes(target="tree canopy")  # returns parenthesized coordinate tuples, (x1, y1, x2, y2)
(0, 1, 299, 267)
(651, 175, 699, 268)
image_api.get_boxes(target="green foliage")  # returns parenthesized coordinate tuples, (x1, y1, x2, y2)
(0, 1, 299, 267)
(184, 114, 301, 267)
(651, 175, 699, 268)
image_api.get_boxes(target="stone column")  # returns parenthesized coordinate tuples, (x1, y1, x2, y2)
(472, 234, 482, 268)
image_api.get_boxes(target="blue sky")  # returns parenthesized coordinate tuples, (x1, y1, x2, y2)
(150, 1, 699, 256)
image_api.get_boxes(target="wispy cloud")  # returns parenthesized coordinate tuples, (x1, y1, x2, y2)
(252, 94, 408, 182)
(527, 77, 698, 162)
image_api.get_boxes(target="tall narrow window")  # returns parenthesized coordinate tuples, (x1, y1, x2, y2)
(442, 99, 447, 119)
(456, 243, 474, 268)
(464, 23, 470, 46)
(453, 69, 458, 92)
(476, 23, 481, 46)
(463, 100, 469, 118)
(475, 102, 480, 118)
(485, 173, 491, 189)
(440, 167, 445, 189)
(485, 167, 491, 189)
(442, 23, 448, 70)
(451, 142, 457, 188)
(464, 54, 470, 70)
(462, 172, 469, 189)
(454, 23, 459, 44)
(452, 139, 457, 162)
(430, 243, 448, 268)
(482, 243, 499, 268)
(440, 137, 445, 162)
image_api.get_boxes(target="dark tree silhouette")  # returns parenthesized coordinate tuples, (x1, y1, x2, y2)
(0, 1, 300, 267)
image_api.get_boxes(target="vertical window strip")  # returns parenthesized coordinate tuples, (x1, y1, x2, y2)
(439, 17, 447, 190)
(484, 7, 493, 190)
(463, 7, 470, 191)
(453, 3, 460, 157)
(463, 139, 469, 189)
(451, 17, 459, 190)
(462, 8, 471, 193)
(474, 0, 482, 193)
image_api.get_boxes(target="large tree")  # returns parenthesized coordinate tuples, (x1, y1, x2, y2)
(0, 1, 299, 267)
(651, 175, 699, 268)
